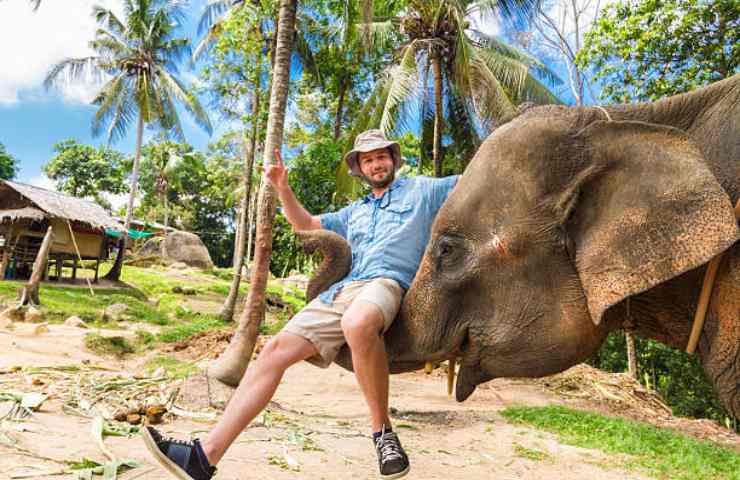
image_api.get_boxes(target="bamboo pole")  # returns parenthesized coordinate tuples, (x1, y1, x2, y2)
(66, 220, 94, 296)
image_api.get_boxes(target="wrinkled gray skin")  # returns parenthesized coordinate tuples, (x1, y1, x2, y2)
(302, 74, 740, 418)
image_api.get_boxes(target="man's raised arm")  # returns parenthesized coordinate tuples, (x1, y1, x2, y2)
(265, 148, 323, 231)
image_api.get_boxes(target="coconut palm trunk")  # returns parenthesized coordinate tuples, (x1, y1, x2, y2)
(105, 113, 145, 281)
(220, 82, 261, 322)
(431, 50, 444, 177)
(333, 76, 347, 140)
(209, 0, 298, 386)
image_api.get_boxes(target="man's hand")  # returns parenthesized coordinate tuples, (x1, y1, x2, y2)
(264, 148, 289, 192)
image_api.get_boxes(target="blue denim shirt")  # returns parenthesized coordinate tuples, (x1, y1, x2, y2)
(318, 175, 459, 304)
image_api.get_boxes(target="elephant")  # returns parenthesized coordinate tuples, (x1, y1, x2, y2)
(300, 73, 740, 419)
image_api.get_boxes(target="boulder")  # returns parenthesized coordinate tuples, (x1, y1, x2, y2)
(65, 316, 88, 329)
(139, 232, 214, 270)
(170, 262, 188, 270)
(103, 303, 129, 322)
(137, 236, 163, 257)
(163, 232, 214, 269)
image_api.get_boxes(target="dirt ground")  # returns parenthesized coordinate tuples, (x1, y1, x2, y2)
(0, 324, 737, 480)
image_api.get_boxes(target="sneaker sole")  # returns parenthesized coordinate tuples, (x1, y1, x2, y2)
(141, 427, 197, 480)
(380, 464, 410, 479)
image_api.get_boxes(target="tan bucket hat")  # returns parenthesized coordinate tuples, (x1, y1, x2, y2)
(344, 129, 403, 177)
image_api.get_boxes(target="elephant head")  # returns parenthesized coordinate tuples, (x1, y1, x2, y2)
(398, 117, 739, 401)
(299, 114, 739, 410)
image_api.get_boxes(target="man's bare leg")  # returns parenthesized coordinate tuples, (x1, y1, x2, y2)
(201, 332, 317, 465)
(341, 301, 391, 432)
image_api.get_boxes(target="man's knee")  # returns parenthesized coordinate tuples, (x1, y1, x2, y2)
(258, 333, 313, 370)
(341, 304, 384, 347)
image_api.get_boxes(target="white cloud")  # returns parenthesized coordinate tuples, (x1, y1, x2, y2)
(0, 0, 123, 105)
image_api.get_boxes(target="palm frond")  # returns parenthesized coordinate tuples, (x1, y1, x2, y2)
(156, 67, 213, 135)
(468, 29, 561, 85)
(197, 0, 238, 36)
(92, 5, 126, 37)
(43, 57, 103, 90)
(379, 43, 420, 134)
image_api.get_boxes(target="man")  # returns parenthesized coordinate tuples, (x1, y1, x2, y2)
(142, 130, 459, 480)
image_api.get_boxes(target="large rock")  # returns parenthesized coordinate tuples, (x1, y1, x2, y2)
(139, 232, 214, 270)
(163, 232, 214, 270)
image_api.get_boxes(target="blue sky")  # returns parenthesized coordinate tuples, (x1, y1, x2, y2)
(0, 0, 212, 190)
(0, 0, 593, 197)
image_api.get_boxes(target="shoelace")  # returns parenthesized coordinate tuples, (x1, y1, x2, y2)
(376, 433, 403, 463)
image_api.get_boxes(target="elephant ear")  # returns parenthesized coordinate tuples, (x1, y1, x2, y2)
(562, 120, 739, 325)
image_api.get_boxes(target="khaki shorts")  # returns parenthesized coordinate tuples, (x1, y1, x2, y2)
(282, 278, 404, 368)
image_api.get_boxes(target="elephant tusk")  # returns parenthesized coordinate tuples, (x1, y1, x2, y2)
(447, 357, 456, 396)
(424, 361, 433, 374)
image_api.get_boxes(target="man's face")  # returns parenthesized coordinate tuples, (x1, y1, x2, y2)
(358, 148, 395, 188)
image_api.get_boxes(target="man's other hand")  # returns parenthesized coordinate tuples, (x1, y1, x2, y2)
(264, 148, 289, 192)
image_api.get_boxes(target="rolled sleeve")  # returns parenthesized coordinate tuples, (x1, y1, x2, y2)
(319, 204, 352, 239)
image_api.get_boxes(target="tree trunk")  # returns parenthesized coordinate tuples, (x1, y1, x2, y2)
(232, 204, 243, 267)
(209, 0, 297, 386)
(246, 181, 257, 264)
(19, 226, 53, 306)
(431, 50, 444, 178)
(333, 76, 346, 140)
(105, 113, 145, 281)
(626, 331, 638, 380)
(220, 81, 261, 322)
(162, 191, 169, 259)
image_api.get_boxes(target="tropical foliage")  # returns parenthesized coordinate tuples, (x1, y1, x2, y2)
(44, 140, 127, 203)
(356, 0, 560, 176)
(44, 0, 212, 279)
(577, 0, 740, 102)
(0, 142, 18, 180)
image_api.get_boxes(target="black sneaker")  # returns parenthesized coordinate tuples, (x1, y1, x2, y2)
(374, 427, 410, 479)
(142, 426, 216, 480)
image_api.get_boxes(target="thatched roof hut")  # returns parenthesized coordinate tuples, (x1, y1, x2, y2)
(0, 180, 122, 281)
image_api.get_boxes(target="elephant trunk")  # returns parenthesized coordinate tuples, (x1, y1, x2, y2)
(296, 230, 352, 302)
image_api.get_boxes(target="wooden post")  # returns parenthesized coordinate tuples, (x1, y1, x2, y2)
(0, 227, 13, 280)
(55, 254, 62, 282)
(72, 256, 78, 280)
(94, 258, 100, 283)
(19, 226, 53, 306)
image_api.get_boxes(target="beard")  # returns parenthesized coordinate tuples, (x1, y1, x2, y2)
(362, 168, 395, 189)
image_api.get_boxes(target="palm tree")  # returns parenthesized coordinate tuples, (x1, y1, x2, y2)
(357, 0, 560, 176)
(208, 0, 298, 386)
(44, 0, 212, 280)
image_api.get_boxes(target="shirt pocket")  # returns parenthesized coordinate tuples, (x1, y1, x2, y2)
(385, 201, 413, 226)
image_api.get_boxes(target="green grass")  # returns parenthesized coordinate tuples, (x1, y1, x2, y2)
(1, 264, 306, 347)
(143, 355, 200, 379)
(84, 333, 137, 357)
(156, 315, 229, 343)
(501, 405, 740, 480)
(0, 281, 166, 325)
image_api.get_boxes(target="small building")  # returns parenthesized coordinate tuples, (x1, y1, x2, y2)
(0, 180, 123, 282)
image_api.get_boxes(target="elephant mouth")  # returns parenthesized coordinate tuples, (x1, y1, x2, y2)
(419, 327, 486, 402)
